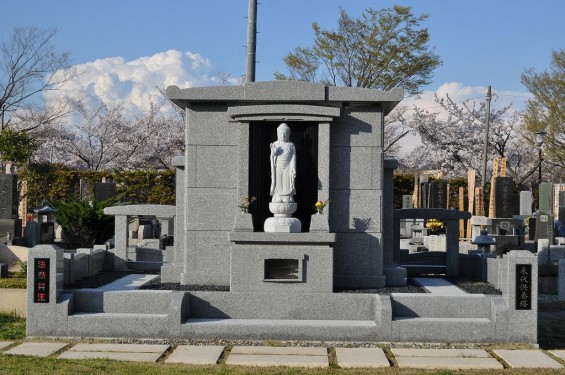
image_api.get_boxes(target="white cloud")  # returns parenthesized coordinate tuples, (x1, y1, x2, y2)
(44, 49, 219, 116)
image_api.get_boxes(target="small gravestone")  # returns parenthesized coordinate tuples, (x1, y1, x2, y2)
(493, 177, 517, 218)
(519, 191, 533, 216)
(402, 195, 413, 209)
(94, 182, 116, 202)
(535, 212, 554, 243)
(539, 182, 553, 213)
(400, 195, 414, 238)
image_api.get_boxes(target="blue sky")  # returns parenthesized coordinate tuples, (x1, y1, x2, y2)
(3, 0, 564, 92)
(2, 0, 565, 156)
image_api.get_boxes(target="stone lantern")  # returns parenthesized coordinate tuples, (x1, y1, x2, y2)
(472, 229, 496, 253)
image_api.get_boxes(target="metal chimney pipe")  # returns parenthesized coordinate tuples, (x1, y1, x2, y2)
(246, 0, 257, 83)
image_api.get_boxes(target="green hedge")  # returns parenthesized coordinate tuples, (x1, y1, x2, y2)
(19, 163, 175, 209)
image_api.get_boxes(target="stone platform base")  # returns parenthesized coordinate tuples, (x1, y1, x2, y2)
(264, 217, 301, 233)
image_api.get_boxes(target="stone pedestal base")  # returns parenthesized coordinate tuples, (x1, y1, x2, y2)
(264, 217, 301, 233)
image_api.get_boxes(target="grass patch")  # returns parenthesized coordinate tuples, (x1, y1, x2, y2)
(0, 272, 27, 289)
(0, 356, 563, 375)
(0, 312, 26, 340)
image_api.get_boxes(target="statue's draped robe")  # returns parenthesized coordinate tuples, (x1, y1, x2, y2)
(270, 141, 296, 200)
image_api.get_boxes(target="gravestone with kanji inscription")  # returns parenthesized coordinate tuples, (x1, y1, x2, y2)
(0, 174, 22, 238)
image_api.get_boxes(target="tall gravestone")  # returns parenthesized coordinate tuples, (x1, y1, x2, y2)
(429, 181, 448, 209)
(0, 174, 22, 238)
(492, 177, 518, 218)
(553, 183, 565, 217)
(419, 181, 448, 208)
(539, 182, 552, 213)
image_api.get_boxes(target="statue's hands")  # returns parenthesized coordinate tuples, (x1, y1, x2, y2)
(270, 143, 277, 156)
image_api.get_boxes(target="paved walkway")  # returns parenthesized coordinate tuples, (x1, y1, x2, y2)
(2, 342, 565, 369)
(412, 277, 466, 294)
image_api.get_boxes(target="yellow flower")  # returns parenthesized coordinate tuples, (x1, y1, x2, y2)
(315, 201, 323, 208)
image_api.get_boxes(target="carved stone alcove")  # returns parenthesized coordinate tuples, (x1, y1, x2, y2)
(229, 104, 338, 233)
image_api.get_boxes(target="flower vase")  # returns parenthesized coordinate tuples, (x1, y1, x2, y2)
(241, 208, 248, 214)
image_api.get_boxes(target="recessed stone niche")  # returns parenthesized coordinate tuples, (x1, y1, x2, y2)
(264, 258, 301, 281)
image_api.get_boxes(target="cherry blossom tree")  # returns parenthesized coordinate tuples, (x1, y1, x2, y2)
(401, 93, 538, 188)
(34, 96, 184, 171)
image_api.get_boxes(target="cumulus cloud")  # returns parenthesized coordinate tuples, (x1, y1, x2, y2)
(44, 49, 223, 116)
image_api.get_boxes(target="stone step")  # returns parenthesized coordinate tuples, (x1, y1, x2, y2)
(391, 317, 496, 342)
(73, 290, 173, 314)
(391, 293, 492, 319)
(182, 318, 379, 341)
(68, 312, 170, 338)
(188, 291, 378, 320)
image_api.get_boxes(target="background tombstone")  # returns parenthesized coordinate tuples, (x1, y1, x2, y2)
(429, 181, 448, 209)
(493, 177, 518, 218)
(535, 212, 554, 243)
(400, 195, 415, 238)
(539, 182, 553, 213)
(0, 174, 22, 238)
(402, 195, 413, 209)
(553, 183, 565, 217)
(94, 181, 117, 201)
(519, 191, 533, 216)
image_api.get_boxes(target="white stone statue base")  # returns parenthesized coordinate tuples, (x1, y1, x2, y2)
(264, 202, 301, 233)
(264, 216, 301, 232)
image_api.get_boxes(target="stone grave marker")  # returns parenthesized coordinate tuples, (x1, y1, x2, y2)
(492, 177, 518, 218)
(535, 212, 554, 243)
(539, 182, 553, 213)
(94, 182, 117, 202)
(553, 184, 565, 217)
(519, 191, 533, 216)
(0, 174, 22, 238)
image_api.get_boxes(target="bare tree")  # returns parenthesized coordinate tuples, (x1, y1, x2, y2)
(0, 26, 77, 131)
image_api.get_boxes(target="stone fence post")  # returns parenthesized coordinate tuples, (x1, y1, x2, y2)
(26, 245, 65, 336)
(500, 250, 537, 343)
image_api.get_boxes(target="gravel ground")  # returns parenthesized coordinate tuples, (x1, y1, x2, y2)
(69, 272, 502, 295)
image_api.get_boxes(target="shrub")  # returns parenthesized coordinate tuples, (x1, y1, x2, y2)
(52, 198, 115, 249)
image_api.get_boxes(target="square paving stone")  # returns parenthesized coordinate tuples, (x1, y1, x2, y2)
(0, 342, 14, 350)
(165, 345, 225, 365)
(227, 346, 328, 368)
(395, 356, 503, 370)
(5, 342, 68, 357)
(335, 348, 390, 368)
(494, 350, 564, 368)
(392, 348, 502, 370)
(392, 348, 492, 358)
(59, 351, 163, 362)
(68, 343, 169, 353)
(58, 343, 169, 363)
(549, 350, 565, 361)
